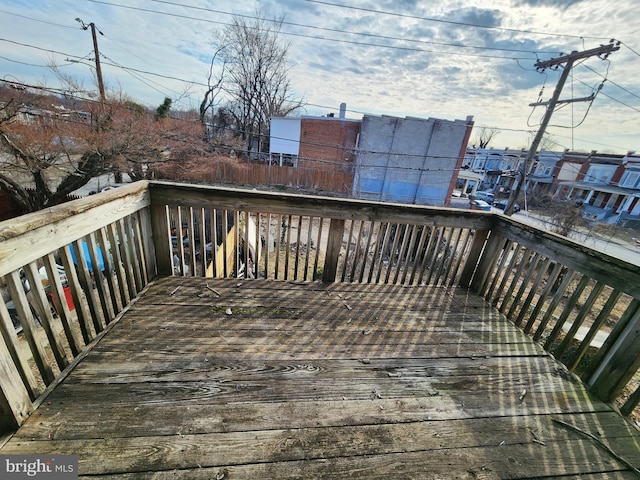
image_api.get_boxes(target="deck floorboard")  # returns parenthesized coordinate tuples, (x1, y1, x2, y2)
(2, 277, 639, 478)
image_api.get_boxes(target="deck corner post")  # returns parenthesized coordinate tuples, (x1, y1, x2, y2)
(0, 335, 32, 434)
(469, 231, 505, 294)
(587, 305, 640, 402)
(458, 229, 490, 288)
(323, 218, 345, 282)
(150, 203, 173, 276)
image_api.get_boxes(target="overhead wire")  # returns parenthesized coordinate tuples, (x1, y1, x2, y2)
(2, 77, 637, 190)
(0, 4, 637, 153)
(145, 0, 559, 56)
(301, 0, 612, 41)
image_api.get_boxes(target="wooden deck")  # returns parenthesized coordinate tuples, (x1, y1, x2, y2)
(2, 277, 639, 479)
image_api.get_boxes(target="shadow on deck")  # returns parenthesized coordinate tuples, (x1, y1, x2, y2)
(2, 277, 639, 478)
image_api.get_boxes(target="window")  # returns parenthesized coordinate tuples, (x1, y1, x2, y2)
(621, 171, 640, 188)
(585, 165, 616, 184)
(535, 162, 554, 176)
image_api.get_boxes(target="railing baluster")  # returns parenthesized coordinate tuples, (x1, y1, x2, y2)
(533, 268, 576, 342)
(23, 263, 68, 371)
(117, 218, 139, 297)
(506, 253, 542, 320)
(303, 216, 314, 281)
(274, 214, 282, 280)
(0, 283, 39, 400)
(293, 215, 303, 281)
(72, 239, 106, 335)
(374, 223, 392, 284)
(543, 275, 591, 350)
(42, 253, 82, 357)
(417, 226, 437, 285)
(262, 213, 270, 279)
(408, 225, 429, 285)
(0, 305, 34, 428)
(438, 228, 461, 286)
(384, 224, 403, 284)
(523, 262, 563, 334)
(312, 217, 324, 281)
(255, 213, 262, 279)
(283, 214, 293, 281)
(621, 384, 640, 417)
(210, 208, 219, 278)
(555, 281, 605, 359)
(425, 227, 445, 285)
(498, 249, 534, 314)
(357, 221, 375, 283)
(393, 224, 413, 285)
(448, 228, 472, 288)
(367, 222, 385, 284)
(349, 221, 366, 283)
(567, 289, 622, 372)
(433, 228, 455, 286)
(513, 257, 552, 328)
(59, 245, 94, 344)
(484, 238, 512, 302)
(85, 233, 114, 325)
(96, 228, 121, 315)
(6, 269, 55, 386)
(488, 241, 517, 306)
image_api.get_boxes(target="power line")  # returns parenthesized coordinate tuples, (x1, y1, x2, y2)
(0, 8, 77, 29)
(302, 0, 612, 41)
(146, 0, 559, 56)
(87, 0, 540, 61)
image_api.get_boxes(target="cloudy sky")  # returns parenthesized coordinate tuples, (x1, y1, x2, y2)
(1, 0, 639, 154)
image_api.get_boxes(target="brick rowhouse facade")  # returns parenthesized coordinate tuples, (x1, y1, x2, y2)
(298, 117, 361, 174)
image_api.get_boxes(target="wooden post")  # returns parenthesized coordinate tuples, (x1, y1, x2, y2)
(150, 203, 172, 276)
(323, 219, 345, 282)
(588, 305, 640, 402)
(470, 231, 506, 294)
(0, 332, 33, 433)
(458, 229, 489, 288)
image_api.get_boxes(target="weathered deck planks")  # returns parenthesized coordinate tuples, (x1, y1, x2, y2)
(2, 277, 639, 479)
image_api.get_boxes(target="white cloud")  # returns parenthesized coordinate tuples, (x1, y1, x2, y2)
(0, 0, 638, 153)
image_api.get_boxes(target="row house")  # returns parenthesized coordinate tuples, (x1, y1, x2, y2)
(270, 106, 474, 207)
(461, 147, 640, 224)
(457, 147, 527, 198)
(552, 151, 640, 222)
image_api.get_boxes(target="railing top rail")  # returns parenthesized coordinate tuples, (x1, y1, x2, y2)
(0, 181, 150, 277)
(148, 180, 493, 229)
(493, 215, 640, 300)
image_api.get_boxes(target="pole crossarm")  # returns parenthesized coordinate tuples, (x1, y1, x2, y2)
(502, 42, 619, 216)
(535, 42, 620, 70)
(529, 94, 595, 107)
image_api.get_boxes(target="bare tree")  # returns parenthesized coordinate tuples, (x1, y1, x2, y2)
(473, 126, 500, 148)
(199, 47, 226, 132)
(213, 14, 303, 156)
(0, 84, 205, 212)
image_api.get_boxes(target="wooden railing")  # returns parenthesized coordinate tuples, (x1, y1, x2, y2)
(0, 182, 154, 433)
(0, 180, 638, 435)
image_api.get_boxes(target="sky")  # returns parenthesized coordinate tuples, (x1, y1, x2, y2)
(1, 0, 639, 155)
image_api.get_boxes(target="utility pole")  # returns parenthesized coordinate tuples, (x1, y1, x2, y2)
(504, 41, 620, 215)
(76, 18, 106, 103)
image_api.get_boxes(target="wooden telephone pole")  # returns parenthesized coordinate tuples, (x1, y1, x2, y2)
(76, 18, 106, 103)
(504, 41, 620, 215)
